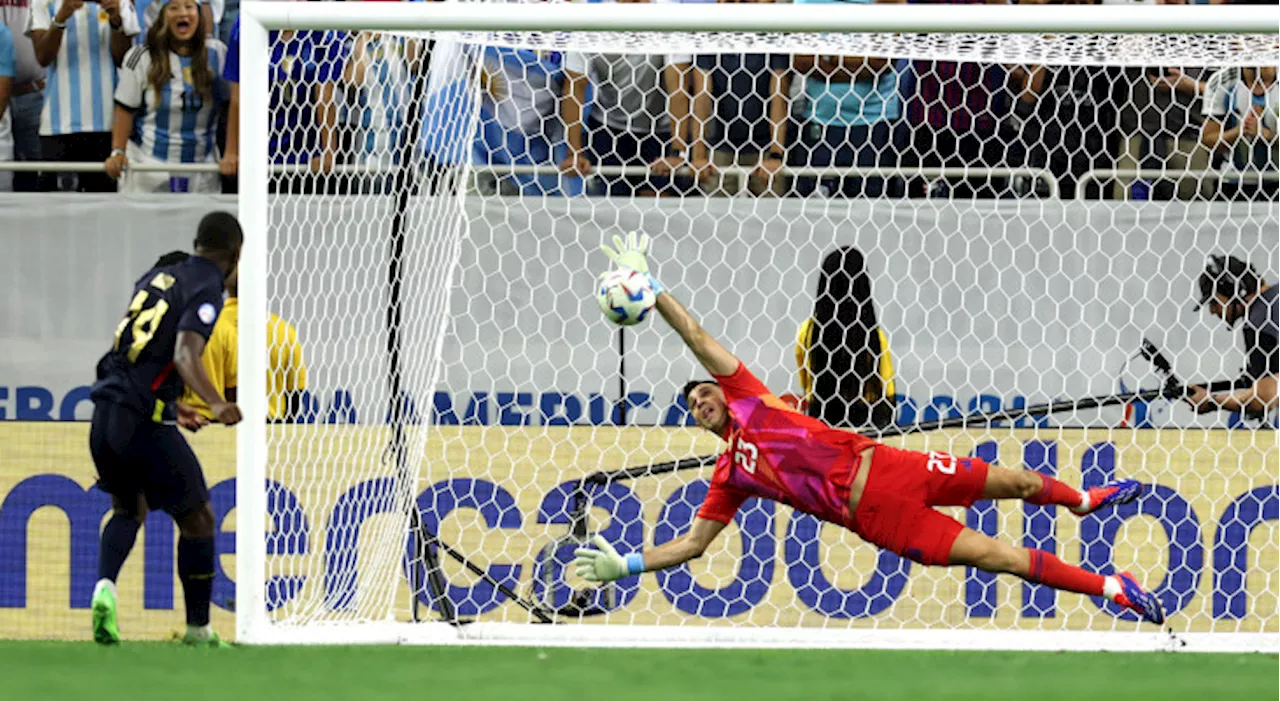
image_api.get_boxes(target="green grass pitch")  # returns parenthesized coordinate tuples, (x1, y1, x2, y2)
(3, 642, 1276, 701)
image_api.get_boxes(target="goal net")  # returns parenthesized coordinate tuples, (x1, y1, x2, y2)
(234, 3, 1280, 651)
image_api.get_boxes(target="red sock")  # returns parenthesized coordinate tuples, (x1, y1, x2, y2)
(1026, 549, 1105, 596)
(1024, 473, 1084, 509)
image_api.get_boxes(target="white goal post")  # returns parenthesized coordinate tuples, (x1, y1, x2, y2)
(235, 2, 1280, 651)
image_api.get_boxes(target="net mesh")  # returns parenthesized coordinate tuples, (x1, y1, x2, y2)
(254, 24, 1278, 645)
(432, 30, 1280, 68)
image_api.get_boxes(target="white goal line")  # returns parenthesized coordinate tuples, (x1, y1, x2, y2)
(246, 622, 1280, 654)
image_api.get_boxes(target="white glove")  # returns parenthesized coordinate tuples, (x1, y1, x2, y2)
(601, 231, 665, 295)
(572, 535, 644, 583)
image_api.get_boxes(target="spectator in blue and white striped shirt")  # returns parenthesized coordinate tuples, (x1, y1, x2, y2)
(474, 45, 570, 196)
(219, 17, 347, 194)
(27, 0, 140, 191)
(340, 30, 410, 193)
(105, 0, 225, 193)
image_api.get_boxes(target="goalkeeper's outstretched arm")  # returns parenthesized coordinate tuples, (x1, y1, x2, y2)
(654, 291, 739, 377)
(601, 231, 738, 377)
(573, 518, 728, 583)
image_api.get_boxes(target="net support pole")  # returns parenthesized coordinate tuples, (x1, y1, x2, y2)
(384, 36, 456, 625)
(616, 328, 627, 425)
(235, 13, 271, 644)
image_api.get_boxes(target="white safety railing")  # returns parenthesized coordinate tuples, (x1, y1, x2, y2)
(1077, 168, 1280, 200)
(11, 161, 1280, 202)
(0, 161, 1060, 198)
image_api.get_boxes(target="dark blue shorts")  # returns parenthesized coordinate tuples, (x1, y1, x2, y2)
(88, 400, 209, 516)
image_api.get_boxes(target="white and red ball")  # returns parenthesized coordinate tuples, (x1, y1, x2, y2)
(596, 269, 655, 326)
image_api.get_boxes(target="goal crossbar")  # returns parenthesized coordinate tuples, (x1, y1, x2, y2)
(240, 3, 1280, 36)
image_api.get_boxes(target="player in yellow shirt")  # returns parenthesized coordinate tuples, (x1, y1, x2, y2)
(181, 270, 308, 422)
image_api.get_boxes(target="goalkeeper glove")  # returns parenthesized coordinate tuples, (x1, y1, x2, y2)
(601, 231, 665, 296)
(572, 535, 645, 583)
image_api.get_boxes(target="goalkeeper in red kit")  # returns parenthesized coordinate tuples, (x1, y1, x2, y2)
(574, 233, 1165, 625)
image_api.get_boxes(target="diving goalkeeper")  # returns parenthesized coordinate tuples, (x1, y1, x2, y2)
(574, 233, 1165, 625)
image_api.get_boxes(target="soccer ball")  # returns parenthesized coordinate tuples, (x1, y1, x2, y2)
(597, 269, 655, 326)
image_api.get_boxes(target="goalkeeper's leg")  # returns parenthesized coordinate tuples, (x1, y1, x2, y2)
(883, 444, 1144, 516)
(980, 464, 1143, 516)
(855, 468, 1167, 626)
(946, 527, 1165, 625)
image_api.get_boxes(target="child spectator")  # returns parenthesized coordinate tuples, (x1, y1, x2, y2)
(104, 0, 225, 193)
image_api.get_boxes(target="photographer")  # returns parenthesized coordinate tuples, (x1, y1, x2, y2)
(1186, 255, 1278, 419)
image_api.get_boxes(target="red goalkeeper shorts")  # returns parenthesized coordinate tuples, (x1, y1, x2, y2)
(849, 444, 990, 566)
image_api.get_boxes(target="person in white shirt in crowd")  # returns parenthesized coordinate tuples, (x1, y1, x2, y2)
(558, 0, 670, 197)
(1, 0, 44, 191)
(28, 0, 139, 191)
(0, 21, 13, 191)
(104, 0, 224, 193)
(1201, 65, 1279, 201)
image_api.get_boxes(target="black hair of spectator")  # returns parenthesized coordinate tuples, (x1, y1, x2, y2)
(194, 211, 244, 255)
(1195, 254, 1263, 310)
(153, 250, 192, 268)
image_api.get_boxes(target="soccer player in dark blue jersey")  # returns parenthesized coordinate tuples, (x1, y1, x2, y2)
(88, 211, 244, 647)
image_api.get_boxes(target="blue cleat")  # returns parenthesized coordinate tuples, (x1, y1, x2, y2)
(1113, 571, 1165, 625)
(1072, 479, 1143, 515)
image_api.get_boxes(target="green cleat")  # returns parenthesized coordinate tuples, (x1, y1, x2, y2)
(91, 586, 121, 645)
(180, 630, 233, 648)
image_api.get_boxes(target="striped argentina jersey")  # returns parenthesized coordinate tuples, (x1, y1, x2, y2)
(28, 0, 141, 135)
(349, 34, 408, 167)
(116, 40, 226, 163)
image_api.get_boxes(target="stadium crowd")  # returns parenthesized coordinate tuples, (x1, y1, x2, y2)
(0, 0, 1275, 199)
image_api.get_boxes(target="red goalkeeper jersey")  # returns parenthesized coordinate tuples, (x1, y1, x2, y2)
(696, 362, 879, 527)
